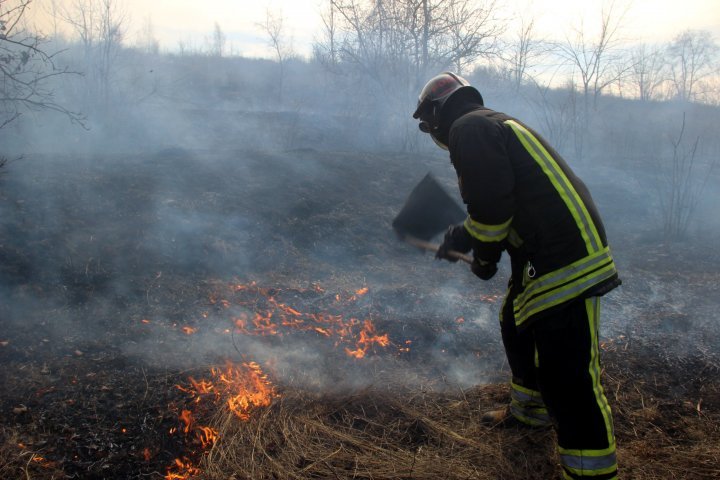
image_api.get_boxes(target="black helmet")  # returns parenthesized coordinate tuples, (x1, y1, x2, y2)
(412, 72, 483, 148)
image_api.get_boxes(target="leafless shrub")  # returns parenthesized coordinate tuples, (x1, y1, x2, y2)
(0, 0, 83, 129)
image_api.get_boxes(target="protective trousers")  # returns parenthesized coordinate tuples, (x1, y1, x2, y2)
(500, 291, 618, 480)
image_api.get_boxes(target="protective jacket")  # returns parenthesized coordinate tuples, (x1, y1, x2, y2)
(443, 101, 621, 329)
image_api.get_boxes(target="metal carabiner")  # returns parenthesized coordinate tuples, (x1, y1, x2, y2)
(527, 262, 536, 279)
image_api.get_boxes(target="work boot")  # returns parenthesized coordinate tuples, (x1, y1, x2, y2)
(481, 406, 551, 428)
(481, 406, 512, 426)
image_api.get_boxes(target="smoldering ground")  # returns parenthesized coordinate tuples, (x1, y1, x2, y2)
(2, 141, 718, 399)
(2, 75, 720, 480)
(0, 140, 517, 393)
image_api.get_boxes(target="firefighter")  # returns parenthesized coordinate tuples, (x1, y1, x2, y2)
(413, 72, 621, 480)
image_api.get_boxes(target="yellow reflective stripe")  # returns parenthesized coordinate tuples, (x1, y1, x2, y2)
(505, 120, 602, 254)
(514, 261, 617, 326)
(507, 227, 523, 248)
(561, 472, 617, 480)
(559, 444, 617, 475)
(515, 247, 613, 310)
(510, 381, 551, 426)
(586, 297, 615, 448)
(557, 298, 617, 478)
(464, 215, 512, 242)
(512, 248, 617, 326)
(510, 381, 543, 400)
(510, 404, 552, 426)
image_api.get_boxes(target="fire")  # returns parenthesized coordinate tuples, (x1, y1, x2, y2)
(179, 409, 193, 433)
(345, 319, 390, 359)
(175, 362, 276, 418)
(165, 457, 201, 480)
(213, 361, 277, 420)
(181, 326, 197, 335)
(196, 426, 219, 448)
(166, 359, 278, 479)
(161, 281, 398, 479)
(216, 282, 396, 358)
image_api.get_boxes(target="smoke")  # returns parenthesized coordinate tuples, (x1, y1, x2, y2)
(2, 32, 719, 397)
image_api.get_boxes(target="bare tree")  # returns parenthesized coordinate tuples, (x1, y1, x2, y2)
(314, 0, 338, 69)
(557, 0, 629, 110)
(502, 14, 550, 91)
(627, 43, 666, 101)
(137, 15, 159, 55)
(667, 29, 718, 102)
(445, 0, 501, 75)
(209, 21, 226, 57)
(41, 0, 63, 40)
(312, 0, 502, 150)
(59, 0, 126, 110)
(259, 9, 293, 105)
(529, 80, 576, 154)
(553, 1, 630, 160)
(316, 0, 502, 109)
(653, 113, 717, 240)
(0, 0, 83, 130)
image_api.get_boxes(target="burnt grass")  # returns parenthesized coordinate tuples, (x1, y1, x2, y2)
(1, 148, 719, 479)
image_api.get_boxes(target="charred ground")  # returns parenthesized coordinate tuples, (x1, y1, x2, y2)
(0, 147, 719, 479)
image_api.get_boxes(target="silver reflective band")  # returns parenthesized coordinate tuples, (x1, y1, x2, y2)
(560, 451, 617, 472)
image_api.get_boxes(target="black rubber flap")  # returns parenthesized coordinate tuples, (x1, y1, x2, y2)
(392, 173, 466, 241)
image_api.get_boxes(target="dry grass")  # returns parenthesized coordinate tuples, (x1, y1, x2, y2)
(0, 426, 65, 480)
(202, 383, 559, 480)
(199, 347, 720, 480)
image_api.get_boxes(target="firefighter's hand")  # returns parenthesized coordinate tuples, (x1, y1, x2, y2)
(436, 225, 473, 262)
(471, 257, 497, 280)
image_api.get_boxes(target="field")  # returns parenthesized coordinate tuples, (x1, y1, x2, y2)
(1, 146, 718, 479)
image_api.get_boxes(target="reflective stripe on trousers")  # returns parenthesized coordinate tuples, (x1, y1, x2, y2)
(510, 381, 552, 427)
(555, 297, 617, 480)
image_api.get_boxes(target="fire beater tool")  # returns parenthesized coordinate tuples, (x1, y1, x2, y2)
(392, 173, 472, 264)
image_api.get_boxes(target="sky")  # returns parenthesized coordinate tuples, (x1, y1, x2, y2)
(32, 0, 720, 58)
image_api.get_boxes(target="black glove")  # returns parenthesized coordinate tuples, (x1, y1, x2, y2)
(436, 224, 473, 262)
(471, 257, 498, 280)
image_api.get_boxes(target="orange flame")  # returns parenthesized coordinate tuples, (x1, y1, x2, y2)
(196, 426, 219, 448)
(165, 457, 201, 480)
(213, 361, 277, 421)
(162, 281, 399, 479)
(179, 410, 194, 434)
(345, 319, 390, 359)
(217, 282, 394, 358)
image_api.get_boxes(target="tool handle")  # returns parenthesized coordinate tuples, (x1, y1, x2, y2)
(402, 236, 473, 264)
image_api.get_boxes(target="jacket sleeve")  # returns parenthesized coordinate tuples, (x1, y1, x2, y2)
(449, 119, 514, 264)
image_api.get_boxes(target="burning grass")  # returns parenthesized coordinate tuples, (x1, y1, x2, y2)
(200, 383, 557, 479)
(119, 327, 717, 480)
(195, 345, 720, 480)
(2, 331, 716, 480)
